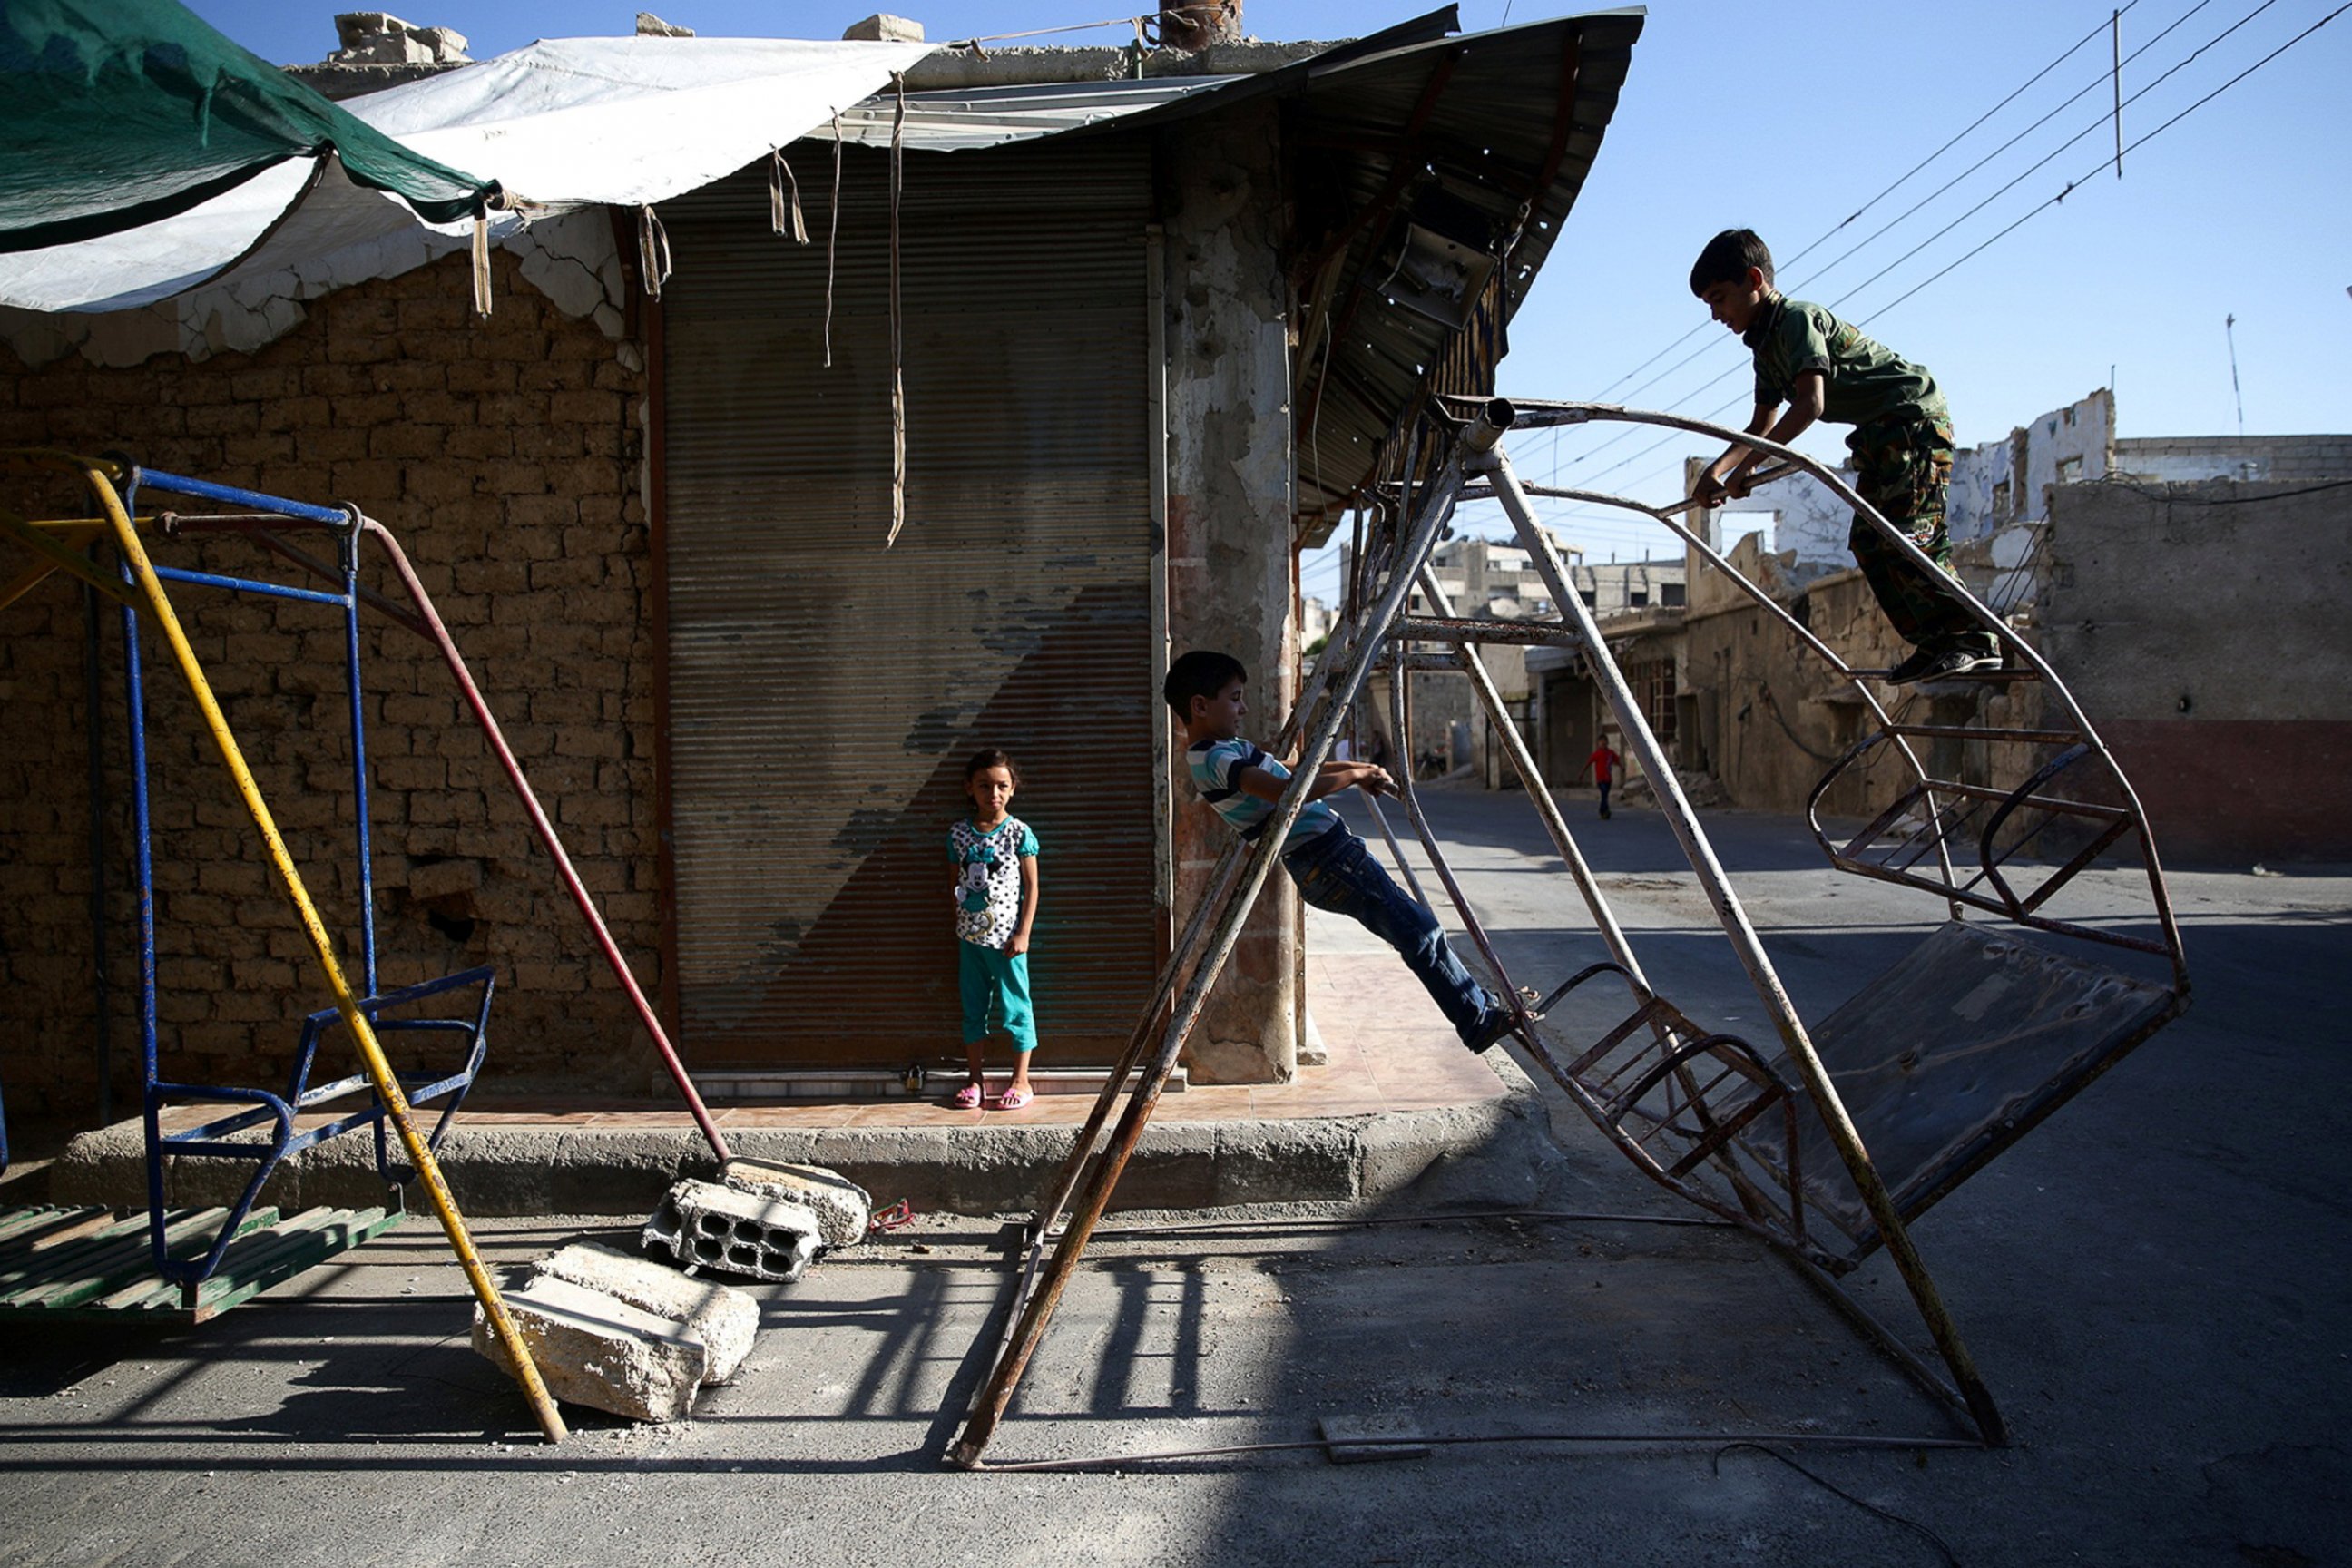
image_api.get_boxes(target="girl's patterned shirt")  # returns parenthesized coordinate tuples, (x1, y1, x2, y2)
(948, 814, 1037, 948)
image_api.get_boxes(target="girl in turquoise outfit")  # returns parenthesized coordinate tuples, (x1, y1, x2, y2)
(947, 749, 1040, 1110)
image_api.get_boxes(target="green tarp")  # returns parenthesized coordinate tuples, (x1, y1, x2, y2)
(0, 0, 496, 253)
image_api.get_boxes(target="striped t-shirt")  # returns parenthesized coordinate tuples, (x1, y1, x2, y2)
(1187, 737, 1342, 853)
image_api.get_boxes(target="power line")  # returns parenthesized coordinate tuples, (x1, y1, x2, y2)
(1861, 0, 2348, 320)
(1828, 0, 2288, 311)
(1547, 0, 2250, 483)
(1792, 0, 2230, 303)
(1573, 0, 2153, 406)
(1548, 0, 2328, 495)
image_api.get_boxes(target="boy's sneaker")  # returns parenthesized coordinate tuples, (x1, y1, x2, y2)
(1911, 645, 1997, 682)
(1463, 1001, 1522, 1054)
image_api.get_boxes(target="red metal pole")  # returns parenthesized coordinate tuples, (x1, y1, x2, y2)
(358, 516, 733, 1165)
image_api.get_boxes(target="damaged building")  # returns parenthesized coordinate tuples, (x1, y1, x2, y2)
(0, 5, 1646, 1118)
(1522, 388, 2352, 862)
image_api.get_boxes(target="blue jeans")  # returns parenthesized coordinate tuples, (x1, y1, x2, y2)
(1283, 827, 1495, 1044)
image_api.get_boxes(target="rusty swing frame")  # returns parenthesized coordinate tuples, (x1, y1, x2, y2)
(944, 397, 2190, 1468)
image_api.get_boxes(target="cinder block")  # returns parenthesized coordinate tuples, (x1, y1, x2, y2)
(643, 1177, 823, 1281)
(720, 1161, 872, 1250)
(472, 1274, 706, 1423)
(535, 1240, 758, 1382)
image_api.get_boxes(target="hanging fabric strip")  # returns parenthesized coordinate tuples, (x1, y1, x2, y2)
(770, 148, 809, 243)
(824, 108, 843, 368)
(637, 204, 672, 301)
(886, 75, 907, 548)
(470, 212, 493, 316)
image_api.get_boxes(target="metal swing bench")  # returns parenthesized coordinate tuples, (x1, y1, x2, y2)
(944, 398, 2190, 1467)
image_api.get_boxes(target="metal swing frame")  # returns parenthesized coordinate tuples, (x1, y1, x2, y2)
(944, 397, 2190, 1468)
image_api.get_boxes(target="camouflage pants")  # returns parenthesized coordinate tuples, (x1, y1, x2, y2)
(1846, 416, 1994, 654)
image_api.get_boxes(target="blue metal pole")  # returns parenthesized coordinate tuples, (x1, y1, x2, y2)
(150, 565, 349, 607)
(83, 551, 114, 1125)
(118, 492, 167, 1269)
(128, 468, 348, 527)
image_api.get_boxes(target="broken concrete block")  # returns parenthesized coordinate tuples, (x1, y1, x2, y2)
(473, 1275, 706, 1424)
(534, 1241, 758, 1383)
(720, 1161, 871, 1250)
(643, 1178, 822, 1283)
(842, 13, 924, 42)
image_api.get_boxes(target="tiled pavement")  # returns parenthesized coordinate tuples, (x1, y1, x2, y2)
(209, 947, 1507, 1139)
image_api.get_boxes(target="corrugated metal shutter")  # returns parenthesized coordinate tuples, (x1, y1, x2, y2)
(659, 138, 1159, 1072)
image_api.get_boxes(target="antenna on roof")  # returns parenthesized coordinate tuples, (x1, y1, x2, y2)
(2225, 314, 2245, 438)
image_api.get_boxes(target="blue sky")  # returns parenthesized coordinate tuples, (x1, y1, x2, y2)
(197, 0, 2350, 581)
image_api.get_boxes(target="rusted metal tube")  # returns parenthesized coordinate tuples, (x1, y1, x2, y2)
(949, 436, 1477, 1468)
(1489, 398, 2185, 992)
(1359, 792, 1433, 910)
(1391, 615, 1589, 648)
(1410, 566, 1658, 999)
(358, 516, 732, 1167)
(1020, 613, 1367, 1247)
(1485, 444, 2008, 1446)
(1507, 475, 1965, 919)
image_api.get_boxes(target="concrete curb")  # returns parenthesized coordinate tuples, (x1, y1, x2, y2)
(51, 1054, 1563, 1219)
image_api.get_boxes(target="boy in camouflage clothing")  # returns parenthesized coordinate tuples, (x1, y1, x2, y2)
(1688, 229, 1999, 684)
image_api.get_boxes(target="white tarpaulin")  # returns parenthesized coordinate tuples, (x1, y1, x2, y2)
(4, 35, 933, 314)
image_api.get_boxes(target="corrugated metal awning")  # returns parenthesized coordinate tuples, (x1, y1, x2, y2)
(1282, 9, 1646, 538)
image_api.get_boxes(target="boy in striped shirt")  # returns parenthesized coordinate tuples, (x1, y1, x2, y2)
(1164, 650, 1514, 1054)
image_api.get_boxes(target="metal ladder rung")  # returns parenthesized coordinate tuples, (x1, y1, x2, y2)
(1911, 778, 2134, 822)
(1881, 723, 2082, 743)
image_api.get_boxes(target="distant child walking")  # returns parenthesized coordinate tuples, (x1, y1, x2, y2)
(1163, 651, 1516, 1054)
(949, 748, 1039, 1110)
(1579, 740, 1622, 819)
(1688, 228, 1998, 685)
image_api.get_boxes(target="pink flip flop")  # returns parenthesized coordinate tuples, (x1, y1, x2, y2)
(952, 1081, 985, 1110)
(995, 1084, 1034, 1111)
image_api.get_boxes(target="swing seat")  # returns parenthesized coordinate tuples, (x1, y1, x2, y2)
(146, 966, 495, 1285)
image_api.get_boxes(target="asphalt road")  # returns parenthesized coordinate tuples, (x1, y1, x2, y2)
(3, 787, 2345, 1567)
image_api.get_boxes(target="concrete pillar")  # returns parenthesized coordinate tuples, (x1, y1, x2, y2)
(1158, 102, 1298, 1084)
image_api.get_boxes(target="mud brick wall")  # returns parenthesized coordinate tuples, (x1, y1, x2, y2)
(0, 250, 662, 1120)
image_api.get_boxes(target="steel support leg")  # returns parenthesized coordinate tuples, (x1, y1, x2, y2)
(947, 416, 1491, 1467)
(1482, 438, 2006, 1445)
(359, 517, 732, 1167)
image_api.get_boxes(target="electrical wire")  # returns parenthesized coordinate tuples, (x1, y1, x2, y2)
(1544, 0, 2337, 507)
(1795, 0, 2234, 306)
(1831, 0, 2290, 313)
(1863, 0, 2349, 322)
(1579, 1, 2151, 406)
(1548, 0, 2309, 490)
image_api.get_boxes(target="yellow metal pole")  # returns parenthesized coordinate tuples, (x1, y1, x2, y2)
(76, 460, 568, 1443)
(0, 516, 129, 613)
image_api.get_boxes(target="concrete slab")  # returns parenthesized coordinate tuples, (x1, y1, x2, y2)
(718, 1162, 871, 1250)
(534, 1241, 759, 1384)
(471, 1273, 707, 1425)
